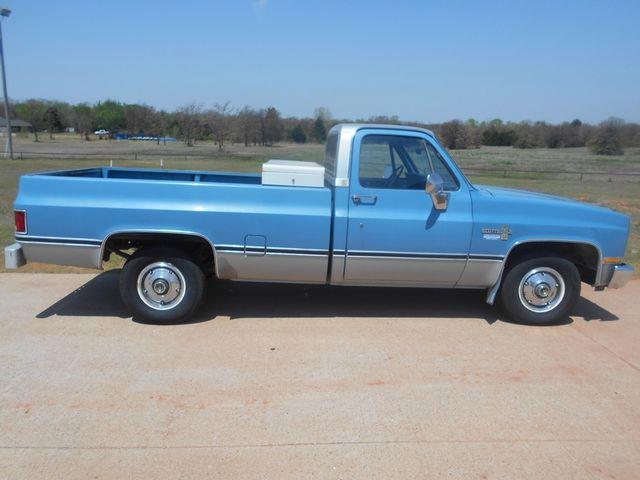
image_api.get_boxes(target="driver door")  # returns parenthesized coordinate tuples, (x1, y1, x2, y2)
(344, 129, 472, 286)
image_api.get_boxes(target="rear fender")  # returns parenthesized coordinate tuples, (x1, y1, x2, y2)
(100, 229, 219, 275)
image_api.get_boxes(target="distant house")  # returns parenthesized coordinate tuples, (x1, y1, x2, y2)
(0, 116, 32, 134)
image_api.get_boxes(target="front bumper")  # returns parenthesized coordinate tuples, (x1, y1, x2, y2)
(607, 263, 635, 289)
(4, 243, 26, 269)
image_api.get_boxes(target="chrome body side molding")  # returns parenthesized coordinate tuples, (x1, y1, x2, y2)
(216, 246, 329, 284)
(16, 236, 102, 269)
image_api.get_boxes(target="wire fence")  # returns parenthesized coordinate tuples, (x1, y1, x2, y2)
(463, 167, 640, 182)
(13, 150, 232, 161)
(8, 151, 640, 183)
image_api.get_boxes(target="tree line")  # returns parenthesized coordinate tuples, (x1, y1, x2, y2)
(10, 98, 640, 155)
(433, 117, 638, 155)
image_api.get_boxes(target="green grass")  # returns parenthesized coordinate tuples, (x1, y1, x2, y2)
(452, 146, 640, 171)
(1, 143, 638, 272)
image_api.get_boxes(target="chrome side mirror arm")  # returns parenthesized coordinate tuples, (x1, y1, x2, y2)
(425, 173, 449, 211)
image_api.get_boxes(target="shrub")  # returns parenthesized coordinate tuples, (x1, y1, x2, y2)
(438, 120, 470, 149)
(588, 118, 624, 155)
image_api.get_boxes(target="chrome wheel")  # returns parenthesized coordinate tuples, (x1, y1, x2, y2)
(518, 266, 565, 313)
(136, 262, 186, 311)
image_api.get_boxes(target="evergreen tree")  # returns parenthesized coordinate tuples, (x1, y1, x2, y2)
(291, 123, 307, 143)
(312, 116, 326, 143)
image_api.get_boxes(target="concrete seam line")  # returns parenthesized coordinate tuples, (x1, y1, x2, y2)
(570, 325, 640, 374)
(0, 439, 630, 450)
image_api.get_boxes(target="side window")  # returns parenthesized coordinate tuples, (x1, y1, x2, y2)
(358, 134, 459, 190)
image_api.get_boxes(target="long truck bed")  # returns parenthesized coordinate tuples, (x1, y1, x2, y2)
(14, 167, 334, 283)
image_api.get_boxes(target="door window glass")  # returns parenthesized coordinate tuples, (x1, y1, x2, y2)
(358, 134, 459, 190)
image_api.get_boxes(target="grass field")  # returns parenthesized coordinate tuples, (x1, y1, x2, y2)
(1, 139, 638, 272)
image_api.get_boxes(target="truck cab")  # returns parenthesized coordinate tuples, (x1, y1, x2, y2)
(322, 125, 472, 288)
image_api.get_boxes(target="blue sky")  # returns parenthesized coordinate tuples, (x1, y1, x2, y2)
(2, 0, 639, 122)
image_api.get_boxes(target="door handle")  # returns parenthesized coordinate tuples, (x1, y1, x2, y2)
(352, 195, 378, 205)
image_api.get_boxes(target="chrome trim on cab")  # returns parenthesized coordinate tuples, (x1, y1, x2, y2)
(328, 123, 437, 188)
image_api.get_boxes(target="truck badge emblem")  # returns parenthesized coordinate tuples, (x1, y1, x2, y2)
(499, 225, 512, 240)
(482, 225, 512, 241)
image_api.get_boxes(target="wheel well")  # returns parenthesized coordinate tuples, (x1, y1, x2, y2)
(102, 232, 215, 276)
(504, 241, 600, 285)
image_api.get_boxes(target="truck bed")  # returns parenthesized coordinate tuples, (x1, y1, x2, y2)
(42, 166, 264, 185)
(15, 167, 334, 283)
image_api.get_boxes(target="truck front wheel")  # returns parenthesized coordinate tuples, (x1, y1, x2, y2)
(498, 255, 581, 325)
(119, 247, 205, 323)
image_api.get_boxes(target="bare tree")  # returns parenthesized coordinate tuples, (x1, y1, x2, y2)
(70, 103, 94, 141)
(236, 106, 259, 146)
(313, 106, 332, 121)
(262, 107, 284, 145)
(175, 102, 203, 146)
(124, 104, 156, 135)
(205, 102, 235, 150)
(438, 120, 470, 149)
(148, 109, 168, 145)
(14, 99, 48, 142)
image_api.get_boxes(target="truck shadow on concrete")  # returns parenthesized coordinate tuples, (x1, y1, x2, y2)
(36, 270, 619, 326)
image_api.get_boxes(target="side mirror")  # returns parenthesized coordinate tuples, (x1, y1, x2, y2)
(425, 173, 449, 210)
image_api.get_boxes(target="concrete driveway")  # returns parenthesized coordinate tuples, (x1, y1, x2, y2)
(1, 272, 639, 479)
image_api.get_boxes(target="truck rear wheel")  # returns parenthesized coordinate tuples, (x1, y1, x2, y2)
(119, 247, 205, 323)
(498, 255, 580, 325)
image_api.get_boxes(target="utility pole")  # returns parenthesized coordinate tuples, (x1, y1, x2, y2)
(0, 8, 12, 159)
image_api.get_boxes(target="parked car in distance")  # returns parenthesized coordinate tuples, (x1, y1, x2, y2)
(93, 129, 110, 137)
(5, 124, 634, 324)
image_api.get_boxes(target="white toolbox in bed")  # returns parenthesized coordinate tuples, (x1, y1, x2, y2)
(261, 160, 325, 188)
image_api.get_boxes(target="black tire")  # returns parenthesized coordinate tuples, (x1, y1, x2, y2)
(498, 255, 580, 325)
(119, 247, 205, 324)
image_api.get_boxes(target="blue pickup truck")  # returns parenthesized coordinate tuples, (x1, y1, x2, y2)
(5, 124, 634, 324)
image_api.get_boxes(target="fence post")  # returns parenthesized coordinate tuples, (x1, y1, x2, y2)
(580, 172, 584, 181)
(503, 170, 507, 178)
(134, 153, 137, 162)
